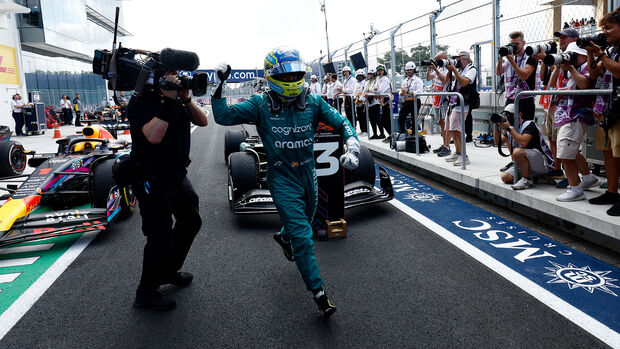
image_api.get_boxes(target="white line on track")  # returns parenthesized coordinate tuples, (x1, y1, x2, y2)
(388, 199, 620, 348)
(0, 257, 39, 268)
(0, 273, 21, 284)
(0, 244, 54, 255)
(0, 123, 204, 341)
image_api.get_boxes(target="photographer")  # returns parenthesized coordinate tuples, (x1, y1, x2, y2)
(496, 31, 540, 171)
(585, 8, 620, 216)
(499, 104, 552, 190)
(398, 61, 423, 133)
(426, 51, 451, 157)
(548, 43, 600, 202)
(128, 69, 208, 311)
(445, 51, 477, 166)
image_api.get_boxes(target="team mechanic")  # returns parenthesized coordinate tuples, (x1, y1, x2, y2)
(128, 70, 209, 311)
(211, 47, 360, 319)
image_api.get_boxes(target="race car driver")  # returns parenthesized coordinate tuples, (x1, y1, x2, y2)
(211, 46, 360, 319)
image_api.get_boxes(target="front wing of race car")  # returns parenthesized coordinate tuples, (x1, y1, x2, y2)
(231, 165, 394, 214)
(0, 207, 109, 247)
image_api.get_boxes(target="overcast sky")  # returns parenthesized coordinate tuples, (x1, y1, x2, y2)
(121, 0, 446, 70)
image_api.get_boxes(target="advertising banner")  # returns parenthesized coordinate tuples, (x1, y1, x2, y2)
(0, 45, 19, 85)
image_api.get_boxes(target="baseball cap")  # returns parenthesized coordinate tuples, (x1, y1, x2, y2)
(452, 50, 471, 59)
(554, 28, 580, 38)
(503, 103, 515, 114)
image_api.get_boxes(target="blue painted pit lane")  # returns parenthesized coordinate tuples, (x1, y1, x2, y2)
(379, 164, 620, 345)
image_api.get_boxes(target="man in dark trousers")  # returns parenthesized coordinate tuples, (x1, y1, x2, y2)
(128, 69, 208, 311)
(72, 93, 82, 126)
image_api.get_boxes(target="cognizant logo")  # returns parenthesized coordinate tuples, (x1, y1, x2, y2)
(274, 138, 313, 149)
(271, 124, 312, 135)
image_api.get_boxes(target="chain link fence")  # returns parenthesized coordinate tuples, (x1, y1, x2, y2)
(310, 0, 610, 91)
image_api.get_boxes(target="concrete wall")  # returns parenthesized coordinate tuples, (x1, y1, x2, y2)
(0, 11, 28, 133)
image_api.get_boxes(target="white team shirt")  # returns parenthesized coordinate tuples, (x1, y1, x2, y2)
(400, 75, 424, 100)
(342, 75, 356, 95)
(11, 99, 25, 113)
(310, 82, 321, 95)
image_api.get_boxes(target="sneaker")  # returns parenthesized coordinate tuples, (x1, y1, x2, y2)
(500, 162, 514, 172)
(437, 148, 451, 157)
(134, 290, 177, 311)
(445, 153, 459, 162)
(579, 174, 601, 191)
(160, 271, 193, 287)
(589, 191, 620, 205)
(313, 292, 337, 319)
(453, 155, 470, 166)
(433, 145, 447, 154)
(547, 169, 565, 180)
(557, 186, 586, 202)
(273, 232, 294, 261)
(607, 199, 620, 216)
(511, 177, 535, 190)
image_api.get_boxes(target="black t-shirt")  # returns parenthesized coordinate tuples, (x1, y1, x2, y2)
(522, 121, 541, 152)
(128, 91, 191, 178)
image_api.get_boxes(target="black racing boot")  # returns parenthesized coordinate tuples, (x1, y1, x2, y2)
(273, 232, 294, 261)
(161, 271, 194, 287)
(134, 290, 176, 311)
(313, 288, 337, 319)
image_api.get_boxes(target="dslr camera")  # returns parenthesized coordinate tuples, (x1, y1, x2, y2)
(435, 58, 461, 68)
(420, 59, 437, 66)
(498, 43, 519, 56)
(525, 41, 557, 56)
(490, 110, 515, 125)
(93, 47, 208, 97)
(543, 51, 579, 66)
(576, 33, 607, 49)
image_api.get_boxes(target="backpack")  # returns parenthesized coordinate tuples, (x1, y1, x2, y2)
(405, 135, 429, 153)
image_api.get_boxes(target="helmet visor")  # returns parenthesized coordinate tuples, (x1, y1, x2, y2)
(267, 61, 307, 76)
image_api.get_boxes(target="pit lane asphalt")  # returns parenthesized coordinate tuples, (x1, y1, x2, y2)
(0, 122, 609, 348)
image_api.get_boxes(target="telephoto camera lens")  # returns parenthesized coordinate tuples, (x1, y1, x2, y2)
(525, 41, 557, 56)
(576, 33, 606, 49)
(490, 113, 506, 124)
(436, 58, 460, 68)
(498, 43, 518, 57)
(420, 59, 436, 66)
(543, 52, 578, 66)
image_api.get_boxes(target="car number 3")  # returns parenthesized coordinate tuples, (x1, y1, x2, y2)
(315, 142, 339, 177)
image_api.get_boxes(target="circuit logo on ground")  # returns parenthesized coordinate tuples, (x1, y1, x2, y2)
(271, 124, 312, 135)
(544, 261, 620, 296)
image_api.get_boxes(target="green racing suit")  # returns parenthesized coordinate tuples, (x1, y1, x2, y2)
(212, 91, 357, 291)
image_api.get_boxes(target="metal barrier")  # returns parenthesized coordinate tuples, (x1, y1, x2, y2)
(411, 92, 467, 170)
(512, 89, 613, 184)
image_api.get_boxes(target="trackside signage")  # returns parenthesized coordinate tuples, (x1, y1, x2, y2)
(381, 166, 620, 335)
(182, 69, 265, 83)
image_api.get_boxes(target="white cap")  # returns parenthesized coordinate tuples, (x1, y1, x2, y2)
(503, 103, 515, 114)
(367, 67, 376, 74)
(565, 42, 587, 56)
(355, 69, 365, 76)
(342, 66, 351, 72)
(311, 74, 317, 79)
(405, 61, 416, 70)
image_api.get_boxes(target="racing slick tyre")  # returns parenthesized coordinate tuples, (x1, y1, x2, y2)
(224, 130, 247, 164)
(119, 186, 136, 218)
(0, 140, 26, 177)
(345, 145, 375, 185)
(92, 159, 117, 209)
(228, 151, 259, 203)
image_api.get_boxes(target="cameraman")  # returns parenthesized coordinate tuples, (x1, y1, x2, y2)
(585, 8, 620, 216)
(128, 70, 208, 311)
(426, 51, 451, 157)
(496, 31, 541, 171)
(499, 104, 552, 190)
(548, 43, 600, 202)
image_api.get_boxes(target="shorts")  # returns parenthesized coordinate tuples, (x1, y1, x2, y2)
(557, 121, 588, 159)
(448, 106, 469, 132)
(542, 108, 558, 141)
(595, 121, 620, 157)
(503, 148, 549, 177)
